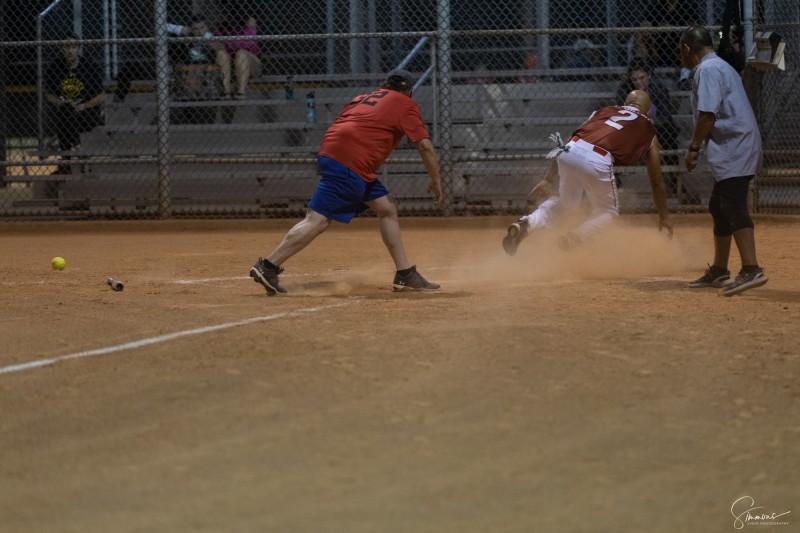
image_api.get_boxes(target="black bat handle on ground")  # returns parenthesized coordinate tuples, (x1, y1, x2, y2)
(107, 278, 125, 291)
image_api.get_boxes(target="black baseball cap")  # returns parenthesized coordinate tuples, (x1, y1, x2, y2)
(382, 69, 414, 92)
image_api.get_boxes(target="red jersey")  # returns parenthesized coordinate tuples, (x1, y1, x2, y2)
(572, 105, 656, 165)
(319, 89, 430, 182)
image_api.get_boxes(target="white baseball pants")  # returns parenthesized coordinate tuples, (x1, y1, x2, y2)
(522, 138, 619, 243)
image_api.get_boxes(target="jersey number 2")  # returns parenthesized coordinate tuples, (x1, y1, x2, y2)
(604, 109, 638, 130)
(359, 90, 389, 107)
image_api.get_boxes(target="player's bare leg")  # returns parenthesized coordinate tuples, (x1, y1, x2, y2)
(268, 209, 330, 266)
(732, 228, 758, 266)
(234, 50, 260, 97)
(216, 49, 233, 97)
(720, 227, 768, 296)
(250, 209, 329, 295)
(712, 234, 732, 270)
(688, 235, 734, 289)
(366, 195, 439, 291)
(366, 195, 410, 270)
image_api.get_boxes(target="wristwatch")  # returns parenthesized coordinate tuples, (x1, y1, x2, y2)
(688, 146, 700, 152)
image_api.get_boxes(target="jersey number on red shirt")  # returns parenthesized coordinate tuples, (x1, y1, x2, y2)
(356, 90, 389, 107)
(604, 108, 639, 131)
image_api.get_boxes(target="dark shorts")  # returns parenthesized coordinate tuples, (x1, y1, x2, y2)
(309, 155, 389, 223)
(709, 175, 754, 236)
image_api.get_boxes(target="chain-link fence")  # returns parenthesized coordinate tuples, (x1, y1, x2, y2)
(1, 0, 798, 219)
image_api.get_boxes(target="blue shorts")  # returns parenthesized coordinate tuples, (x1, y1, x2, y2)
(309, 155, 390, 223)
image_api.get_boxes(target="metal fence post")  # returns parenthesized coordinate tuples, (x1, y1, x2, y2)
(743, 0, 755, 57)
(0, 5, 6, 188)
(436, 0, 453, 215)
(154, 0, 171, 219)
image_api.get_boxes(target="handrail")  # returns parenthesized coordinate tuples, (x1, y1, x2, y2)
(396, 36, 429, 71)
(414, 65, 434, 91)
(395, 37, 435, 98)
(38, 0, 65, 19)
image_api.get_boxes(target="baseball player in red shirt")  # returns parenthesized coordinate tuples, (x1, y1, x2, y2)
(250, 70, 443, 295)
(503, 90, 673, 255)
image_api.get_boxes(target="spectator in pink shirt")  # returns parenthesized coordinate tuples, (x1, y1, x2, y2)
(214, 9, 262, 99)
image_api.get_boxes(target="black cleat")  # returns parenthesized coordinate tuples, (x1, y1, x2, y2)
(250, 258, 287, 295)
(502, 219, 529, 256)
(392, 266, 440, 292)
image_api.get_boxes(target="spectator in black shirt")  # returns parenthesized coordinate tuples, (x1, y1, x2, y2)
(44, 35, 104, 170)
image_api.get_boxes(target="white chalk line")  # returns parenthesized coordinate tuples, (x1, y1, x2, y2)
(174, 272, 346, 284)
(174, 265, 477, 285)
(175, 276, 256, 284)
(0, 301, 351, 376)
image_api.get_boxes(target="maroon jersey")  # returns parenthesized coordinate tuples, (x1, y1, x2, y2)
(319, 89, 430, 182)
(572, 105, 656, 165)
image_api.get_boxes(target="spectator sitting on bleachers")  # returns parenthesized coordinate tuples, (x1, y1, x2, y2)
(171, 15, 216, 65)
(113, 19, 193, 102)
(616, 57, 674, 133)
(44, 34, 104, 185)
(615, 57, 699, 204)
(170, 15, 225, 102)
(214, 6, 262, 100)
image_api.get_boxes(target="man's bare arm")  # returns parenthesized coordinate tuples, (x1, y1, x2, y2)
(528, 158, 558, 204)
(645, 137, 673, 236)
(685, 111, 715, 171)
(416, 138, 443, 205)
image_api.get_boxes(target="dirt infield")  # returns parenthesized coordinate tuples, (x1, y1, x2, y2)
(1, 215, 798, 533)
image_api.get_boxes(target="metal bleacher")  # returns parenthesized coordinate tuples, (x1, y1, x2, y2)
(14, 70, 703, 216)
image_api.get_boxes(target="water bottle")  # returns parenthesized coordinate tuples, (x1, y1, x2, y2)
(305, 91, 316, 124)
(284, 76, 294, 100)
(107, 277, 125, 291)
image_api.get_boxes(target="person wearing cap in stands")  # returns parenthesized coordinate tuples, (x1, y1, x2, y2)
(248, 69, 444, 295)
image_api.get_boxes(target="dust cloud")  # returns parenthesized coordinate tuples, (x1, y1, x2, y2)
(444, 218, 707, 289)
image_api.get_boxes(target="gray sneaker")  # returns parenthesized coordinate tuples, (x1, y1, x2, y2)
(688, 264, 733, 288)
(392, 266, 440, 292)
(250, 258, 287, 295)
(720, 269, 768, 297)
